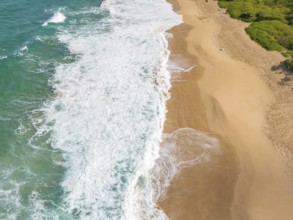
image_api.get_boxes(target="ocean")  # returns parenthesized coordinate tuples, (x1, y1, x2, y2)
(0, 0, 181, 219)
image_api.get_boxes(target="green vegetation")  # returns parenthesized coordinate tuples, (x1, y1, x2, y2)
(246, 20, 293, 51)
(218, 0, 293, 71)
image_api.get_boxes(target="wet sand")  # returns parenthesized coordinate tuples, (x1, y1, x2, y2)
(158, 0, 293, 219)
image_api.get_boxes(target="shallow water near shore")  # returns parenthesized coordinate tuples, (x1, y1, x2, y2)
(0, 0, 181, 219)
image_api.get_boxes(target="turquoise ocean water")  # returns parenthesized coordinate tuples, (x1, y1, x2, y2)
(0, 0, 181, 219)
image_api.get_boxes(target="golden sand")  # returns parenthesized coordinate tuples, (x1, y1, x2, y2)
(158, 0, 293, 219)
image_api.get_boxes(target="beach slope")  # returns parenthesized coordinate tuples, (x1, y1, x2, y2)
(159, 0, 293, 219)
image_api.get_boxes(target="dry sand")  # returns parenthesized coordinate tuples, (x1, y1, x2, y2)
(158, 0, 293, 219)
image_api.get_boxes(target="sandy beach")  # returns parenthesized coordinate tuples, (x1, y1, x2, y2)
(158, 0, 293, 219)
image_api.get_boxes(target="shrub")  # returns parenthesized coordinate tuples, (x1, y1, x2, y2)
(245, 20, 293, 51)
(219, 0, 293, 70)
(282, 57, 293, 72)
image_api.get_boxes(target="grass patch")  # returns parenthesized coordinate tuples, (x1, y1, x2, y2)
(218, 0, 290, 22)
(218, 0, 293, 71)
(246, 20, 293, 51)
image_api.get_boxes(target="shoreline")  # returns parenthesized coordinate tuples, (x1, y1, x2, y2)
(159, 0, 293, 219)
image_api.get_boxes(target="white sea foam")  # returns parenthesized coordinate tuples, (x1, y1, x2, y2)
(15, 45, 28, 56)
(34, 0, 182, 219)
(126, 128, 219, 220)
(43, 10, 66, 26)
(0, 55, 7, 60)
